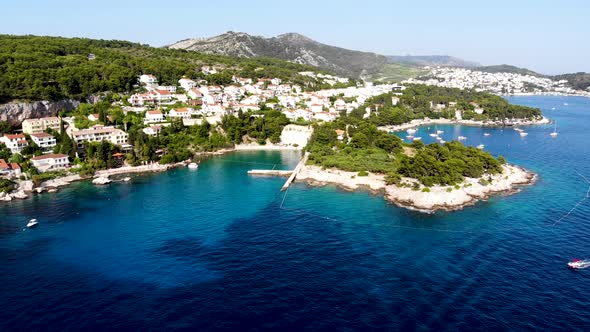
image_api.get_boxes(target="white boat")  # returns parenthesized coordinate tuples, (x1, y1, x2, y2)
(406, 135, 414, 140)
(514, 127, 524, 132)
(484, 133, 491, 137)
(413, 137, 422, 141)
(519, 132, 528, 137)
(188, 162, 199, 169)
(436, 136, 443, 141)
(568, 259, 590, 269)
(550, 121, 558, 137)
(551, 107, 556, 110)
(406, 128, 417, 134)
(458, 136, 467, 140)
(27, 219, 39, 228)
(439, 140, 446, 144)
(429, 133, 438, 138)
(564, 102, 569, 106)
(436, 130, 444, 135)
(477, 144, 485, 149)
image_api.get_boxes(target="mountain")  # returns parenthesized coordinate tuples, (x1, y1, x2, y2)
(476, 64, 543, 77)
(387, 55, 480, 68)
(168, 31, 392, 79)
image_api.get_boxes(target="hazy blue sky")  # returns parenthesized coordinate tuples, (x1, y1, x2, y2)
(2, 0, 588, 74)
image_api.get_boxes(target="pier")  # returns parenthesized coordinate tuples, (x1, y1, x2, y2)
(247, 152, 309, 191)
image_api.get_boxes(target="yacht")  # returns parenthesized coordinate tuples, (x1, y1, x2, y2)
(429, 133, 438, 138)
(484, 133, 491, 137)
(436, 130, 444, 135)
(477, 144, 485, 150)
(27, 219, 39, 228)
(550, 121, 558, 137)
(413, 137, 422, 141)
(519, 132, 528, 137)
(514, 127, 524, 132)
(188, 162, 199, 170)
(458, 136, 467, 140)
(406, 128, 417, 134)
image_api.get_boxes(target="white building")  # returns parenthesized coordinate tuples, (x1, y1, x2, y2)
(168, 108, 192, 120)
(178, 78, 197, 90)
(71, 126, 128, 147)
(30, 154, 70, 173)
(144, 110, 165, 124)
(22, 117, 61, 135)
(30, 132, 56, 150)
(139, 74, 158, 86)
(0, 134, 28, 154)
(143, 125, 162, 136)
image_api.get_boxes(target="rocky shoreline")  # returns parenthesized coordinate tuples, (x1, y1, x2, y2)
(295, 164, 536, 213)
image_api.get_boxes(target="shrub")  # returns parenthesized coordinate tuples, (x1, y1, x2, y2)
(358, 170, 369, 177)
(422, 187, 431, 192)
(478, 179, 490, 186)
(446, 187, 453, 192)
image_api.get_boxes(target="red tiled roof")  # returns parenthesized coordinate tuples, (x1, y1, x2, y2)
(0, 159, 8, 169)
(30, 132, 53, 138)
(10, 163, 20, 170)
(4, 134, 25, 140)
(31, 154, 68, 161)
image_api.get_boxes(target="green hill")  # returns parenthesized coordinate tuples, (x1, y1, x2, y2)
(0, 35, 325, 103)
(476, 64, 543, 77)
(552, 72, 590, 91)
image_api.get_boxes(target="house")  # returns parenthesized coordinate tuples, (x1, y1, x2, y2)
(313, 111, 337, 122)
(178, 78, 197, 90)
(30, 132, 56, 150)
(0, 159, 21, 177)
(139, 74, 158, 86)
(0, 134, 28, 154)
(235, 104, 260, 112)
(168, 108, 192, 120)
(335, 129, 346, 141)
(30, 154, 70, 173)
(87, 53, 96, 60)
(70, 126, 128, 147)
(391, 97, 400, 106)
(310, 104, 324, 113)
(152, 90, 173, 102)
(157, 85, 177, 93)
(144, 110, 165, 124)
(22, 117, 61, 134)
(201, 66, 217, 75)
(188, 88, 203, 99)
(142, 125, 162, 136)
(88, 114, 100, 121)
(128, 93, 156, 106)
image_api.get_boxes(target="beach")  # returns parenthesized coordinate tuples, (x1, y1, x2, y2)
(296, 164, 536, 213)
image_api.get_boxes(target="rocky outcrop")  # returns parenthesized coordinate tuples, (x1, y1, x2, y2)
(0, 99, 80, 126)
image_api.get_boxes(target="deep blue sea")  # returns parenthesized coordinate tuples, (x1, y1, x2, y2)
(1, 96, 590, 331)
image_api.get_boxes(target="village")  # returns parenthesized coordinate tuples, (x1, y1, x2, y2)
(0, 66, 404, 192)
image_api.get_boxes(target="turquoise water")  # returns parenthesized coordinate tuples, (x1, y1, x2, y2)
(1, 96, 590, 330)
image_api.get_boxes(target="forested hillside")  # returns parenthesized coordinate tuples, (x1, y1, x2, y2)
(0, 35, 324, 103)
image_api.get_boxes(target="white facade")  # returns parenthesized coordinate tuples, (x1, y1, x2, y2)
(71, 126, 128, 147)
(0, 134, 28, 154)
(144, 110, 165, 124)
(139, 74, 158, 85)
(31, 154, 70, 173)
(30, 133, 56, 149)
(179, 78, 197, 91)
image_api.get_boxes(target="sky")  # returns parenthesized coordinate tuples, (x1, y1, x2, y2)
(2, 0, 589, 74)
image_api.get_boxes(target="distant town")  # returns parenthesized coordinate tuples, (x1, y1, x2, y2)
(406, 66, 590, 97)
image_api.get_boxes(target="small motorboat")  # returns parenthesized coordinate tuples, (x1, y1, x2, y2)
(406, 128, 417, 134)
(550, 121, 558, 137)
(519, 132, 528, 137)
(429, 133, 438, 138)
(477, 144, 485, 150)
(568, 259, 588, 269)
(188, 162, 199, 170)
(27, 219, 39, 228)
(458, 136, 467, 140)
(514, 127, 524, 132)
(439, 140, 446, 144)
(484, 133, 491, 137)
(413, 137, 422, 141)
(436, 130, 444, 135)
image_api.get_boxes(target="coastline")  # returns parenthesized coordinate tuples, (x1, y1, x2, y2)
(295, 164, 536, 213)
(378, 116, 551, 133)
(1, 144, 302, 202)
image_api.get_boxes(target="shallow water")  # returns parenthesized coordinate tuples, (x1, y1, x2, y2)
(1, 96, 589, 330)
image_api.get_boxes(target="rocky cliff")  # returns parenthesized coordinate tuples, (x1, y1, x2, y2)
(0, 99, 90, 126)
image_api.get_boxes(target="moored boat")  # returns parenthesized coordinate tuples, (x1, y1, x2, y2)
(188, 162, 199, 169)
(27, 219, 39, 228)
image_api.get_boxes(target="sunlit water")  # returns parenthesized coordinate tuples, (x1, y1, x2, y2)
(1, 96, 589, 330)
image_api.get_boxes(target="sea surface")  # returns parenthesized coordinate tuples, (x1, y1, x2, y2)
(1, 96, 590, 331)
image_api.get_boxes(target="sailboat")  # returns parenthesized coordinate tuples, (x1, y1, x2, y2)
(550, 121, 558, 137)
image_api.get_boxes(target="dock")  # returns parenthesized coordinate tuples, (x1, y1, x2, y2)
(281, 152, 309, 191)
(247, 152, 310, 191)
(247, 170, 293, 177)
